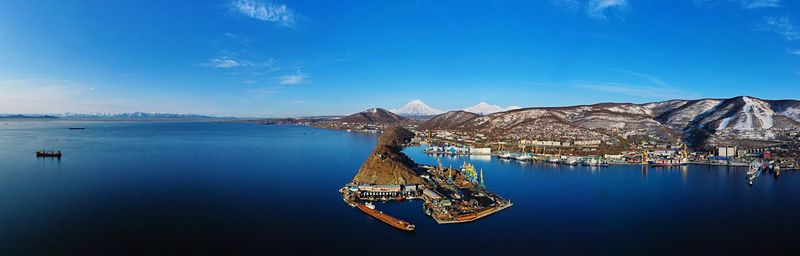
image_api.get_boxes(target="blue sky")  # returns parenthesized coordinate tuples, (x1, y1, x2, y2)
(0, 0, 799, 117)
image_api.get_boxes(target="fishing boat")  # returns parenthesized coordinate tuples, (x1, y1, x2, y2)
(497, 153, 513, 159)
(515, 154, 532, 162)
(68, 127, 85, 130)
(747, 161, 761, 186)
(35, 150, 62, 158)
(564, 158, 579, 166)
(546, 157, 561, 164)
(357, 203, 415, 231)
(583, 158, 601, 167)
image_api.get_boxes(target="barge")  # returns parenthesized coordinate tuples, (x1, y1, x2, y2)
(357, 203, 415, 231)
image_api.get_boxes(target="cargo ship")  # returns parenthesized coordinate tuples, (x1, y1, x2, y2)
(357, 203, 415, 231)
(36, 150, 62, 158)
(650, 158, 685, 167)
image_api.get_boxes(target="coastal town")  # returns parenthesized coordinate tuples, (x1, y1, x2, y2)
(255, 97, 800, 171)
(335, 108, 796, 231)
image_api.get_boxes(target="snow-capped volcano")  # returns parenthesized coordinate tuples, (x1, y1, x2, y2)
(462, 102, 521, 115)
(391, 100, 444, 116)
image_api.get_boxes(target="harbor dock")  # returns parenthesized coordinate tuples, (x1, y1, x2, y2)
(341, 160, 513, 228)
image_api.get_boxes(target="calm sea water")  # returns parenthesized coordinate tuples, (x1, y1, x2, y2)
(2, 121, 799, 255)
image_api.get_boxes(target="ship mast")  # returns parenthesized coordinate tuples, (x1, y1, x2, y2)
(479, 168, 485, 189)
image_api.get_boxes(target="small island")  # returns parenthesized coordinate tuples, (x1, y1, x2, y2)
(340, 126, 512, 230)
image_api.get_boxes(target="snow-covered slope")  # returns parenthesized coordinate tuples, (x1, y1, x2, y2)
(715, 96, 775, 130)
(462, 102, 519, 115)
(419, 111, 480, 130)
(422, 96, 800, 148)
(391, 100, 444, 116)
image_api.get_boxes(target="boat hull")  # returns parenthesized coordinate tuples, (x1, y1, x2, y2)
(357, 204, 415, 231)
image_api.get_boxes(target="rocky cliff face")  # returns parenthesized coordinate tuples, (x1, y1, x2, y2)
(378, 125, 415, 147)
(351, 126, 423, 185)
(352, 144, 424, 185)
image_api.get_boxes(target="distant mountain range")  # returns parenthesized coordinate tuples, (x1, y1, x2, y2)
(1, 112, 217, 120)
(462, 102, 521, 115)
(0, 114, 59, 119)
(59, 112, 216, 119)
(418, 96, 800, 149)
(390, 100, 520, 116)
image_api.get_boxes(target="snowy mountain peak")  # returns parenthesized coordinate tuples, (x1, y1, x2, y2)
(462, 102, 519, 115)
(391, 100, 443, 116)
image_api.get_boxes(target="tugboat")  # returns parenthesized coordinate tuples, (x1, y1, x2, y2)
(35, 150, 62, 158)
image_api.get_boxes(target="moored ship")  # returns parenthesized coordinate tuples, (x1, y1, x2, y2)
(650, 158, 685, 167)
(357, 203, 415, 231)
(36, 150, 62, 158)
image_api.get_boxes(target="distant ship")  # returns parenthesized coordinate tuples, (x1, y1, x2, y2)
(36, 150, 62, 158)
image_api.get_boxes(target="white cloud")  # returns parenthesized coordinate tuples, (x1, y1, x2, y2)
(231, 0, 295, 27)
(759, 17, 800, 41)
(789, 49, 800, 55)
(208, 57, 244, 68)
(736, 0, 780, 9)
(693, 0, 780, 9)
(586, 0, 628, 20)
(552, 0, 628, 20)
(538, 70, 696, 100)
(576, 82, 687, 99)
(277, 72, 309, 85)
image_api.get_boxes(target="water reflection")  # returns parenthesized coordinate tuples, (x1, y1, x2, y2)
(469, 154, 491, 162)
